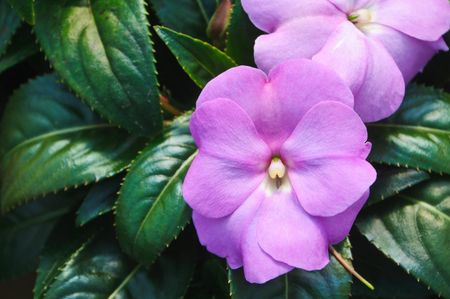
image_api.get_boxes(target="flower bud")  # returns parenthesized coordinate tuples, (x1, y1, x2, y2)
(207, 0, 232, 49)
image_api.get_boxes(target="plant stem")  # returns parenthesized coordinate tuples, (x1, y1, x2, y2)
(160, 95, 182, 116)
(329, 245, 375, 291)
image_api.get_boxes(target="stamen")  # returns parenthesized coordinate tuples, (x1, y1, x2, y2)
(268, 157, 286, 180)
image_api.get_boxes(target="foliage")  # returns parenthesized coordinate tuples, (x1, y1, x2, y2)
(0, 0, 449, 297)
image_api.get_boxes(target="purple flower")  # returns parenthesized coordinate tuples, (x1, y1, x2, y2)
(182, 59, 377, 283)
(242, 0, 450, 122)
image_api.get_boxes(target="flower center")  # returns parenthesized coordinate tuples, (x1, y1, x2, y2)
(265, 157, 289, 191)
(268, 157, 286, 180)
(348, 8, 373, 28)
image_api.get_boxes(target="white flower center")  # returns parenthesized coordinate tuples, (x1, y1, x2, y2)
(264, 157, 291, 195)
(348, 8, 373, 28)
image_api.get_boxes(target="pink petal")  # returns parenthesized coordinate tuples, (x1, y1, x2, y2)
(372, 0, 450, 41)
(198, 60, 354, 153)
(255, 187, 330, 270)
(318, 191, 369, 244)
(328, 0, 374, 12)
(183, 154, 267, 218)
(288, 158, 376, 217)
(281, 101, 371, 163)
(314, 22, 405, 122)
(254, 16, 346, 73)
(192, 185, 266, 269)
(242, 213, 293, 283)
(313, 22, 368, 96)
(184, 99, 270, 218)
(191, 98, 270, 165)
(241, 0, 340, 32)
(364, 23, 449, 82)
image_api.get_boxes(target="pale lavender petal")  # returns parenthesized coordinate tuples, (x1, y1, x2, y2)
(257, 59, 354, 152)
(372, 0, 450, 41)
(197, 60, 353, 152)
(313, 22, 368, 96)
(197, 66, 267, 113)
(254, 16, 345, 73)
(184, 99, 270, 218)
(183, 154, 266, 218)
(364, 23, 449, 82)
(241, 0, 340, 32)
(242, 213, 293, 283)
(192, 185, 266, 269)
(314, 22, 405, 122)
(353, 37, 404, 122)
(256, 187, 329, 270)
(288, 158, 376, 217)
(328, 0, 374, 13)
(281, 102, 370, 163)
(318, 191, 369, 244)
(191, 98, 270, 165)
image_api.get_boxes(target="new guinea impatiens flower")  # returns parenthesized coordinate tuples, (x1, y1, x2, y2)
(182, 59, 377, 283)
(242, 0, 450, 122)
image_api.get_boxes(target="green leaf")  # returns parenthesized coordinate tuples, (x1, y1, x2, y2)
(0, 25, 39, 74)
(357, 178, 450, 298)
(7, 0, 33, 24)
(34, 219, 97, 299)
(149, 0, 216, 39)
(0, 0, 21, 55)
(0, 75, 145, 212)
(350, 231, 432, 299)
(224, 0, 261, 66)
(368, 165, 430, 206)
(368, 85, 450, 174)
(34, 0, 162, 136)
(112, 230, 199, 299)
(0, 74, 99, 157)
(155, 26, 237, 88)
(0, 192, 80, 282)
(75, 176, 122, 227)
(41, 231, 138, 299)
(185, 256, 229, 299)
(116, 113, 197, 264)
(229, 240, 352, 299)
(36, 227, 197, 299)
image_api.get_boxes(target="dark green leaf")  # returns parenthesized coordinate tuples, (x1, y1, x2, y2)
(224, 0, 261, 66)
(41, 231, 138, 299)
(34, 219, 97, 299)
(7, 0, 33, 24)
(36, 227, 197, 299)
(0, 75, 145, 212)
(0, 0, 21, 54)
(357, 178, 450, 298)
(116, 113, 196, 264)
(368, 85, 450, 174)
(75, 176, 122, 227)
(368, 165, 430, 206)
(149, 0, 216, 39)
(185, 256, 229, 299)
(351, 231, 433, 299)
(0, 192, 80, 282)
(114, 230, 199, 299)
(230, 240, 352, 299)
(0, 74, 99, 157)
(34, 0, 162, 136)
(155, 26, 236, 88)
(0, 25, 39, 74)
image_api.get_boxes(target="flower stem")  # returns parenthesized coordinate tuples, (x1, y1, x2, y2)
(329, 245, 375, 291)
(160, 95, 182, 116)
